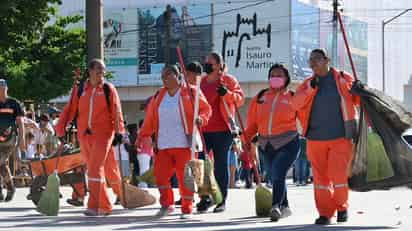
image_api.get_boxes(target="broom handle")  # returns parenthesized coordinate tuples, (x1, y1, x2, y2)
(53, 142, 65, 173)
(337, 11, 359, 81)
(190, 76, 201, 159)
(176, 46, 209, 157)
(234, 106, 261, 185)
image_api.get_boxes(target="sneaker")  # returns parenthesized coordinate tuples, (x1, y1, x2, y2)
(156, 206, 174, 217)
(196, 197, 213, 213)
(213, 202, 226, 213)
(67, 198, 84, 207)
(4, 188, 15, 202)
(280, 206, 292, 218)
(315, 216, 331, 225)
(180, 213, 192, 219)
(83, 209, 111, 217)
(337, 210, 348, 222)
(270, 206, 282, 222)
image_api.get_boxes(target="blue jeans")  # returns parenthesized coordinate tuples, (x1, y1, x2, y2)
(203, 131, 233, 202)
(295, 157, 309, 183)
(263, 136, 300, 207)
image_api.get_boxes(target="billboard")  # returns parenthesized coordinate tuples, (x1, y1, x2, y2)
(213, 1, 291, 83)
(103, 8, 139, 86)
(137, 4, 212, 85)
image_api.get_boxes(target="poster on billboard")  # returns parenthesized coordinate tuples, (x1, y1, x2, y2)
(137, 4, 212, 85)
(104, 8, 139, 86)
(213, 1, 291, 83)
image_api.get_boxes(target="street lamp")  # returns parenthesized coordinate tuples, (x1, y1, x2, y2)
(382, 8, 412, 93)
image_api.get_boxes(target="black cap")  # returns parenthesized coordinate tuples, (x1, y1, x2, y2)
(186, 61, 203, 75)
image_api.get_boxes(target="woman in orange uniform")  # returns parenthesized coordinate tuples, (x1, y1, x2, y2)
(56, 59, 124, 216)
(138, 65, 211, 219)
(244, 63, 300, 222)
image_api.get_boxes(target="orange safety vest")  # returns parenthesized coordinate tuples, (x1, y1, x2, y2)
(138, 84, 211, 147)
(244, 89, 297, 143)
(291, 68, 360, 138)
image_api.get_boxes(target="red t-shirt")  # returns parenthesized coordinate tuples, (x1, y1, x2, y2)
(201, 78, 228, 132)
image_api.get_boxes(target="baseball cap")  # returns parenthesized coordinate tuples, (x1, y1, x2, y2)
(0, 79, 7, 87)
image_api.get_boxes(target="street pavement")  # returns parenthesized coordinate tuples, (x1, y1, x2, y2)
(0, 181, 411, 231)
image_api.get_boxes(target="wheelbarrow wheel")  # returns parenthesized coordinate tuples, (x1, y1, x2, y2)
(30, 176, 47, 205)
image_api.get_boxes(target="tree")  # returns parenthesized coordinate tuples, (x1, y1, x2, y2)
(0, 0, 86, 102)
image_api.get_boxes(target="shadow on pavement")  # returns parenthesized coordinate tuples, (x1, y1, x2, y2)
(218, 225, 397, 231)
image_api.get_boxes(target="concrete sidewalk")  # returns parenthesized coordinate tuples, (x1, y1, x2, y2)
(0, 183, 411, 231)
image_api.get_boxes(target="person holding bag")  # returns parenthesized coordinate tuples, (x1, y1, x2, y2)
(243, 63, 300, 222)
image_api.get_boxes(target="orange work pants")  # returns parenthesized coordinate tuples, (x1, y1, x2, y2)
(71, 166, 86, 200)
(154, 148, 193, 214)
(80, 132, 122, 214)
(307, 138, 353, 218)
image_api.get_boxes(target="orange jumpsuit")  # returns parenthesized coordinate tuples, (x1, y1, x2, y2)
(56, 80, 124, 214)
(139, 84, 211, 214)
(292, 68, 360, 218)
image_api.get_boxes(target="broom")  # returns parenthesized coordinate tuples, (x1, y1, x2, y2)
(176, 47, 206, 193)
(116, 128, 156, 209)
(37, 144, 64, 216)
(234, 105, 271, 216)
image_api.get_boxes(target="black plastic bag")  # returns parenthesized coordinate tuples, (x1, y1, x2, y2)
(349, 84, 412, 191)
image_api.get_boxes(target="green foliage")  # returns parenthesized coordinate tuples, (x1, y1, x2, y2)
(0, 0, 86, 102)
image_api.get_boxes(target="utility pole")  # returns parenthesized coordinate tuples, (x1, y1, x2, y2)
(164, 5, 172, 65)
(86, 0, 104, 62)
(331, 0, 339, 67)
(382, 8, 412, 93)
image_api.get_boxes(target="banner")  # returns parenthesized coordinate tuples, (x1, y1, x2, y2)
(104, 8, 139, 86)
(213, 1, 291, 83)
(137, 4, 212, 85)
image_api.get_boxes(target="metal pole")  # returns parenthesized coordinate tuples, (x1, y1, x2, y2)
(86, 0, 104, 62)
(381, 8, 412, 93)
(331, 0, 338, 67)
(382, 21, 385, 92)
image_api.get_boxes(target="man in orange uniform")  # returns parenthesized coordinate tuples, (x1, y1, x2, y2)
(292, 49, 360, 225)
(139, 65, 211, 219)
(56, 59, 125, 216)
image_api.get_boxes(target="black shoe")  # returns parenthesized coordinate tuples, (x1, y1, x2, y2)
(4, 188, 15, 202)
(67, 198, 84, 207)
(270, 206, 281, 222)
(196, 197, 213, 213)
(114, 197, 121, 205)
(0, 191, 4, 202)
(213, 203, 226, 213)
(315, 216, 331, 225)
(337, 210, 348, 222)
(175, 198, 182, 206)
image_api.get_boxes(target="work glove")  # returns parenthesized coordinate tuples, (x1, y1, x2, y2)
(310, 77, 320, 89)
(217, 85, 228, 96)
(112, 133, 123, 146)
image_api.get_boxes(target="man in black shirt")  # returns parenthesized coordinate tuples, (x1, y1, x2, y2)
(0, 79, 25, 202)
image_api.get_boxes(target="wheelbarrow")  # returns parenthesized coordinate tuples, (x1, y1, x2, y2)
(27, 147, 87, 205)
